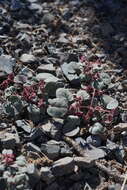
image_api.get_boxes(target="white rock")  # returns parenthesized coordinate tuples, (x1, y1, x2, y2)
(20, 54, 36, 63)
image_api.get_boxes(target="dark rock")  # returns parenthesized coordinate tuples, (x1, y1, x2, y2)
(52, 157, 75, 176)
(41, 141, 60, 160)
(40, 167, 55, 184)
(26, 163, 40, 188)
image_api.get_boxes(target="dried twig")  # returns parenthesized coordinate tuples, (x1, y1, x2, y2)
(63, 136, 87, 157)
(95, 161, 124, 183)
(121, 173, 127, 190)
(63, 136, 124, 183)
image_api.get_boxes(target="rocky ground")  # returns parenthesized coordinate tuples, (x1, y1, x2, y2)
(0, 0, 127, 189)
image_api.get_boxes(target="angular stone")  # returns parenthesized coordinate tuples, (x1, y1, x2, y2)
(45, 182, 60, 190)
(74, 157, 94, 168)
(41, 142, 60, 160)
(0, 55, 15, 74)
(36, 73, 59, 82)
(0, 177, 7, 190)
(40, 167, 55, 184)
(52, 157, 75, 176)
(47, 106, 68, 118)
(63, 115, 80, 137)
(25, 143, 42, 154)
(26, 164, 40, 188)
(37, 64, 55, 74)
(48, 98, 68, 108)
(16, 120, 32, 133)
(20, 54, 36, 64)
(2, 135, 16, 149)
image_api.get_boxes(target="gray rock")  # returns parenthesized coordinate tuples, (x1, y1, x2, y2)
(42, 118, 63, 140)
(40, 167, 55, 184)
(16, 120, 32, 133)
(60, 141, 73, 156)
(74, 157, 94, 168)
(63, 115, 80, 137)
(28, 3, 42, 13)
(41, 13, 55, 25)
(49, 118, 63, 140)
(2, 135, 17, 149)
(25, 143, 42, 154)
(45, 81, 64, 98)
(101, 23, 114, 37)
(10, 0, 22, 11)
(36, 73, 59, 82)
(86, 135, 102, 147)
(75, 137, 86, 148)
(41, 142, 60, 160)
(76, 90, 90, 101)
(102, 94, 115, 105)
(27, 104, 43, 123)
(89, 122, 106, 135)
(20, 54, 36, 64)
(37, 64, 55, 74)
(52, 157, 75, 176)
(26, 163, 40, 188)
(99, 72, 111, 85)
(0, 164, 5, 174)
(61, 62, 80, 82)
(0, 177, 6, 190)
(45, 182, 60, 190)
(56, 88, 73, 102)
(15, 155, 27, 167)
(106, 139, 118, 151)
(0, 55, 15, 74)
(86, 146, 106, 160)
(47, 106, 68, 118)
(28, 127, 44, 141)
(48, 98, 68, 108)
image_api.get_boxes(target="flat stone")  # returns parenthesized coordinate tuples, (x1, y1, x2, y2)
(74, 157, 94, 168)
(2, 135, 17, 149)
(61, 62, 80, 82)
(51, 157, 75, 176)
(0, 55, 15, 74)
(37, 64, 55, 74)
(48, 98, 68, 108)
(86, 146, 106, 160)
(20, 54, 36, 64)
(41, 142, 60, 160)
(47, 106, 68, 118)
(36, 73, 59, 82)
(25, 143, 42, 154)
(63, 115, 80, 137)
